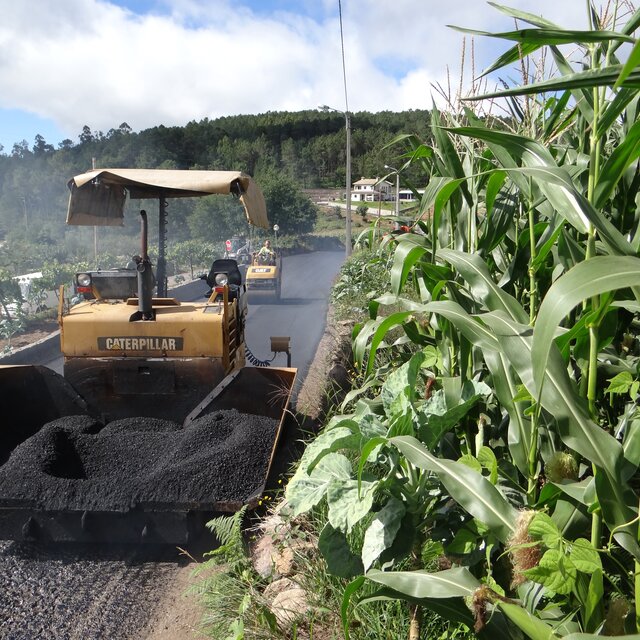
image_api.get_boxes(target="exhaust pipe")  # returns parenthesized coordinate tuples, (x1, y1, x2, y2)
(136, 210, 154, 320)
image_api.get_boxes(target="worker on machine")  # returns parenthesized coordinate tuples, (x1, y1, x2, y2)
(256, 239, 275, 265)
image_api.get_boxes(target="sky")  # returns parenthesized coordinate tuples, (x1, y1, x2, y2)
(0, 0, 607, 153)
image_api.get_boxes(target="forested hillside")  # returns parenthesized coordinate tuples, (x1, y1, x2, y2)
(0, 109, 431, 275)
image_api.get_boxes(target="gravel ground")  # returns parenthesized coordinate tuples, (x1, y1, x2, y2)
(0, 540, 192, 640)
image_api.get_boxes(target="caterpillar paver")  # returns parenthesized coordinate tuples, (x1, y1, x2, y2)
(0, 169, 295, 544)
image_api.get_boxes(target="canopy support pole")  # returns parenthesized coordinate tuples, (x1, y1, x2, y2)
(157, 196, 168, 296)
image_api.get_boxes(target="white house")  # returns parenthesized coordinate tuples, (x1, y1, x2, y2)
(352, 177, 392, 202)
(398, 189, 425, 202)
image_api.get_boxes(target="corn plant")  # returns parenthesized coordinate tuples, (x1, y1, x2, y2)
(287, 2, 640, 638)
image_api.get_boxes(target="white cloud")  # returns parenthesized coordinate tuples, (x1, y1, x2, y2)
(0, 0, 610, 144)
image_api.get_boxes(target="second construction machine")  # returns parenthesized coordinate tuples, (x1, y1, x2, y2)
(0, 169, 296, 544)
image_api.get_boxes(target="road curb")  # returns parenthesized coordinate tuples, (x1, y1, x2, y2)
(0, 330, 61, 365)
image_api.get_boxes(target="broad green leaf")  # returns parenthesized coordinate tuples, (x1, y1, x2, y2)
(606, 371, 634, 395)
(477, 446, 499, 484)
(286, 452, 352, 516)
(391, 435, 517, 542)
(523, 548, 577, 594)
(528, 512, 562, 548)
(569, 538, 602, 573)
(306, 425, 361, 473)
(362, 498, 406, 572)
(327, 479, 376, 533)
(366, 566, 480, 598)
(381, 351, 425, 411)
(446, 525, 479, 555)
(418, 393, 483, 450)
(357, 436, 387, 497)
(319, 523, 364, 579)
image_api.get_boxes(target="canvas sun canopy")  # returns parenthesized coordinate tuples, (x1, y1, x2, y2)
(66, 169, 269, 228)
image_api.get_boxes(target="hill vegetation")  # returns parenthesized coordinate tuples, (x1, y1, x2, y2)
(0, 109, 431, 275)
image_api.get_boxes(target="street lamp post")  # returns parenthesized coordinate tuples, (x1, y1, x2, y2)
(384, 165, 400, 228)
(273, 224, 279, 250)
(320, 105, 352, 257)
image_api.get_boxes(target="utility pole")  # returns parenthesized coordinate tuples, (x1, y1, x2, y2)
(320, 105, 352, 257)
(345, 111, 352, 257)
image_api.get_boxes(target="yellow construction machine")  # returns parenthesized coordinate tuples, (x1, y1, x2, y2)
(0, 169, 295, 544)
(245, 246, 282, 302)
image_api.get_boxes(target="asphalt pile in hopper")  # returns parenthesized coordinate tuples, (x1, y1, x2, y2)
(0, 409, 279, 511)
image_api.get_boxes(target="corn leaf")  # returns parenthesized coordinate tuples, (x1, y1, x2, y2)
(494, 601, 561, 640)
(353, 311, 414, 375)
(390, 235, 431, 294)
(466, 65, 640, 100)
(594, 119, 640, 208)
(615, 38, 640, 89)
(366, 566, 480, 598)
(439, 248, 528, 323)
(450, 27, 632, 46)
(391, 435, 517, 542)
(531, 257, 640, 398)
(482, 311, 639, 558)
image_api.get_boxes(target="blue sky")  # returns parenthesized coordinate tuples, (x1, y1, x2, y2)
(0, 0, 599, 153)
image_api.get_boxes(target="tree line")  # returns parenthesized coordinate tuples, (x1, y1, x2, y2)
(0, 109, 432, 276)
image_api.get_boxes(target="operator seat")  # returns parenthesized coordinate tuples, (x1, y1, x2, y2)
(206, 259, 243, 288)
(204, 259, 243, 301)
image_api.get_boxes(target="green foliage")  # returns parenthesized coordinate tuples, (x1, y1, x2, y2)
(0, 109, 430, 271)
(284, 3, 640, 638)
(192, 507, 280, 639)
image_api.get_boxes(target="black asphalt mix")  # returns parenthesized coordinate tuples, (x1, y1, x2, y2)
(0, 410, 279, 512)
